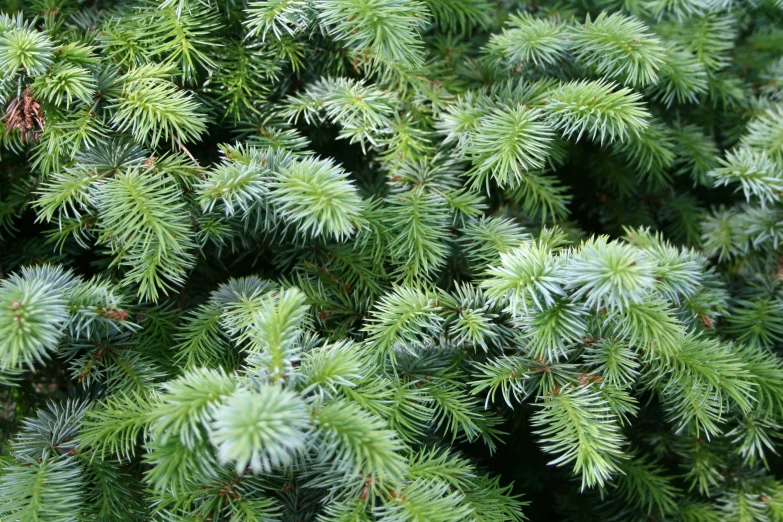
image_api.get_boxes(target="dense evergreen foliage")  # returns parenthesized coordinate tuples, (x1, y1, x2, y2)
(1, 0, 783, 519)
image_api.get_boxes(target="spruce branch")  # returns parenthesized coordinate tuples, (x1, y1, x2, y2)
(543, 79, 650, 144)
(210, 386, 311, 473)
(570, 12, 666, 87)
(532, 384, 627, 490)
(0, 25, 53, 76)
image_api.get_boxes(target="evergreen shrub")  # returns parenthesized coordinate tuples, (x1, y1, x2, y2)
(1, 0, 783, 519)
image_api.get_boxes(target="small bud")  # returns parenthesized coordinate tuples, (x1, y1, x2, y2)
(104, 308, 129, 321)
(143, 156, 157, 171)
(698, 313, 713, 328)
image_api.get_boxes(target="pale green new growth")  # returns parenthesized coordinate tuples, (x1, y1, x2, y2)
(543, 79, 650, 144)
(532, 385, 626, 490)
(211, 387, 310, 473)
(466, 106, 554, 189)
(272, 157, 364, 240)
(570, 12, 666, 87)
